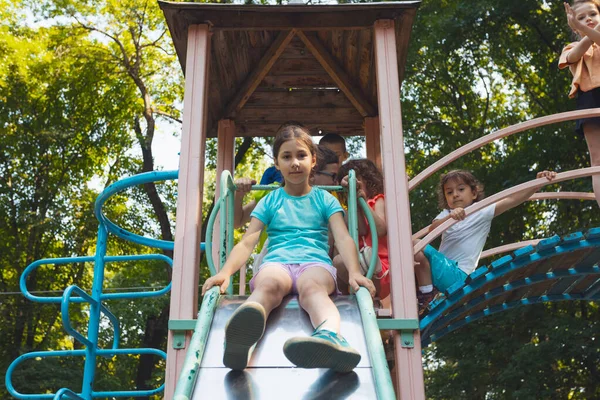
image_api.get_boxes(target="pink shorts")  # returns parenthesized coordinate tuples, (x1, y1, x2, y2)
(249, 262, 341, 295)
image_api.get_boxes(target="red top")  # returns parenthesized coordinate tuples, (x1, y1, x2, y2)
(362, 194, 390, 298)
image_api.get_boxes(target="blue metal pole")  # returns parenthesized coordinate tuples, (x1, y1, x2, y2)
(81, 225, 108, 398)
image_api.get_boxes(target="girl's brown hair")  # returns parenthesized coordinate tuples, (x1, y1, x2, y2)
(437, 170, 485, 209)
(336, 159, 384, 204)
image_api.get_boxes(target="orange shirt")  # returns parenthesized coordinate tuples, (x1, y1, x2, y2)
(559, 41, 600, 98)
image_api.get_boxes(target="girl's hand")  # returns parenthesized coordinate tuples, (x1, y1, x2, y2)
(536, 170, 557, 181)
(449, 207, 466, 220)
(565, 2, 586, 33)
(348, 272, 376, 298)
(201, 271, 231, 295)
(235, 177, 256, 194)
(340, 175, 367, 199)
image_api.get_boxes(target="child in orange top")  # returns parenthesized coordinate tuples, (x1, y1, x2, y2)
(333, 159, 390, 302)
(560, 0, 600, 208)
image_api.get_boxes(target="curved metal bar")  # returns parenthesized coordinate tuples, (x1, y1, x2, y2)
(412, 191, 597, 241)
(348, 170, 359, 246)
(55, 388, 87, 400)
(408, 108, 600, 191)
(219, 171, 236, 294)
(20, 255, 173, 303)
(529, 191, 596, 201)
(61, 285, 121, 350)
(414, 167, 600, 254)
(359, 197, 379, 280)
(94, 170, 178, 250)
(6, 348, 166, 399)
(204, 197, 220, 277)
(480, 240, 542, 260)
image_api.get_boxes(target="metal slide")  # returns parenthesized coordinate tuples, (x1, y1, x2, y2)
(189, 295, 379, 400)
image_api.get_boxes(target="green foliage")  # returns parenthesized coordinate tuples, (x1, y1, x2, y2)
(403, 0, 600, 397)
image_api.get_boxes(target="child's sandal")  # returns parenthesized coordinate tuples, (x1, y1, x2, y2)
(283, 329, 361, 373)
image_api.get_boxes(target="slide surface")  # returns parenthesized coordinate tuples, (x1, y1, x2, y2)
(191, 295, 378, 399)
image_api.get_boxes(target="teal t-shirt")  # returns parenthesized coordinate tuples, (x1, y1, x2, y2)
(250, 187, 343, 265)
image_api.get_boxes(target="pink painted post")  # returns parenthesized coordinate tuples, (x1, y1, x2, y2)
(374, 19, 425, 400)
(365, 117, 382, 169)
(164, 24, 211, 399)
(213, 119, 236, 273)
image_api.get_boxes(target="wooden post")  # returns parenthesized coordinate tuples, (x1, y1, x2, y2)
(165, 24, 211, 399)
(374, 19, 425, 400)
(213, 119, 236, 273)
(364, 117, 382, 169)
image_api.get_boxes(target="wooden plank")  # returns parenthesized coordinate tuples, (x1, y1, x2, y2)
(269, 57, 326, 76)
(330, 29, 344, 63)
(236, 107, 363, 124)
(358, 29, 373, 93)
(223, 30, 296, 118)
(236, 123, 365, 137)
(296, 31, 376, 117)
(344, 30, 359, 83)
(245, 89, 355, 108)
(259, 74, 337, 89)
(365, 117, 381, 169)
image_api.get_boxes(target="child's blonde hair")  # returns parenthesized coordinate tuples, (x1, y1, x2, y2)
(437, 170, 485, 209)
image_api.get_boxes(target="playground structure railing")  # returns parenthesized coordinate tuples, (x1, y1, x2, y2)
(5, 170, 195, 400)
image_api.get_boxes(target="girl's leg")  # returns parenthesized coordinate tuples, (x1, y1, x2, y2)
(414, 250, 432, 286)
(248, 265, 293, 315)
(332, 254, 350, 294)
(584, 122, 600, 208)
(283, 267, 361, 372)
(296, 267, 338, 332)
(224, 265, 292, 370)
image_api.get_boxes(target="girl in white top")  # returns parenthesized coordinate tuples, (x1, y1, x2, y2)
(414, 169, 556, 316)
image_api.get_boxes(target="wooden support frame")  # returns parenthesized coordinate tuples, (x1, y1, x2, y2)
(213, 119, 236, 274)
(223, 30, 296, 118)
(296, 31, 376, 117)
(373, 19, 425, 400)
(165, 24, 211, 399)
(364, 117, 381, 169)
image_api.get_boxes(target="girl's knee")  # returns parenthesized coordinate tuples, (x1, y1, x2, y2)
(255, 277, 288, 297)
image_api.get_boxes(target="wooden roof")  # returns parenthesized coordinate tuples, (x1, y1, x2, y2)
(159, 1, 420, 138)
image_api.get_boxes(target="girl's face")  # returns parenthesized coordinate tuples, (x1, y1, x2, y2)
(443, 178, 478, 209)
(275, 139, 316, 185)
(574, 2, 600, 30)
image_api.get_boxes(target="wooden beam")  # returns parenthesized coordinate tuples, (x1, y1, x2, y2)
(235, 123, 365, 138)
(365, 117, 381, 169)
(223, 30, 296, 118)
(296, 31, 376, 117)
(165, 24, 211, 399)
(374, 19, 425, 400)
